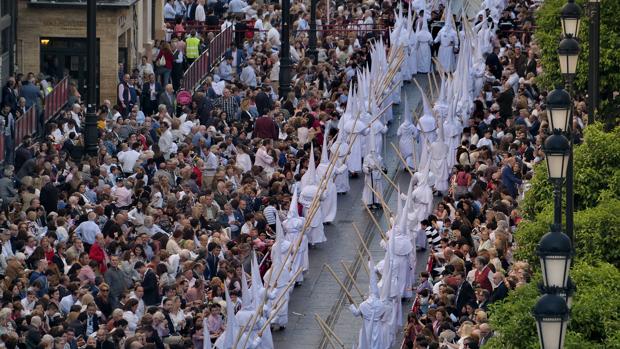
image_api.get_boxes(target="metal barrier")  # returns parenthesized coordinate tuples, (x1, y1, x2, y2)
(43, 76, 70, 123)
(15, 106, 37, 147)
(181, 26, 234, 92)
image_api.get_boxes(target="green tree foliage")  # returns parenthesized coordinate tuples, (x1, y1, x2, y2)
(514, 198, 620, 268)
(485, 263, 620, 348)
(521, 124, 620, 218)
(534, 0, 620, 98)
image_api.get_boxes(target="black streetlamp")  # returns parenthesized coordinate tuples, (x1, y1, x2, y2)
(587, 0, 600, 121)
(546, 87, 571, 133)
(307, 0, 318, 64)
(557, 26, 580, 248)
(560, 0, 582, 38)
(557, 37, 580, 81)
(84, 0, 99, 156)
(279, 0, 293, 99)
(533, 293, 570, 349)
(540, 132, 572, 291)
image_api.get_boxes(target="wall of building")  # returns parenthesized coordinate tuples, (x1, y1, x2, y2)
(16, 0, 162, 103)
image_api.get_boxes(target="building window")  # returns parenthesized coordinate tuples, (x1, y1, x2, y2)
(1, 29, 9, 54)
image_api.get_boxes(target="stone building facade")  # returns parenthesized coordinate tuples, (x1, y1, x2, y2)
(16, 0, 163, 103)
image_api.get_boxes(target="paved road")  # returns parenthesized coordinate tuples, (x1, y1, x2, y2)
(272, 77, 432, 349)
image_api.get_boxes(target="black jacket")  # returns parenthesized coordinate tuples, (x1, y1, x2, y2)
(455, 281, 475, 316)
(142, 269, 161, 306)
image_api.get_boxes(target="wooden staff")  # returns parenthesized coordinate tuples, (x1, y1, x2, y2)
(364, 183, 393, 230)
(358, 250, 370, 276)
(340, 260, 365, 299)
(270, 268, 303, 313)
(315, 314, 346, 349)
(352, 222, 372, 258)
(427, 73, 434, 101)
(363, 203, 388, 241)
(315, 316, 341, 349)
(324, 264, 358, 307)
(378, 167, 399, 191)
(391, 142, 415, 178)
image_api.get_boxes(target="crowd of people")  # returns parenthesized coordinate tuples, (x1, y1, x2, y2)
(0, 0, 590, 348)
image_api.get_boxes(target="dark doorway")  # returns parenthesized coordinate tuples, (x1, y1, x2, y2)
(40, 37, 100, 104)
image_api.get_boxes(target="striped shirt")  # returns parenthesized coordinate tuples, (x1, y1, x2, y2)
(263, 205, 277, 225)
(425, 227, 441, 251)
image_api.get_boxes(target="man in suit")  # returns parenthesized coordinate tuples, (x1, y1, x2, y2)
(141, 73, 163, 116)
(479, 323, 494, 347)
(454, 271, 475, 317)
(255, 85, 272, 117)
(77, 303, 100, 337)
(489, 272, 510, 303)
(158, 84, 176, 117)
(485, 46, 502, 79)
(136, 261, 160, 306)
(204, 242, 221, 280)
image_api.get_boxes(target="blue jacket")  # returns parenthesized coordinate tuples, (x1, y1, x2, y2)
(501, 165, 522, 198)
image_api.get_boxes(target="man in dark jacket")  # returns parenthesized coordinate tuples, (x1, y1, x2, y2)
(136, 261, 160, 306)
(255, 85, 272, 116)
(39, 176, 59, 214)
(454, 272, 475, 317)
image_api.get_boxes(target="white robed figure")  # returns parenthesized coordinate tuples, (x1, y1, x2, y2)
(429, 73, 451, 194)
(213, 285, 238, 349)
(409, 163, 435, 225)
(316, 127, 338, 223)
(397, 97, 419, 170)
(406, 10, 418, 79)
(330, 131, 350, 193)
(433, 5, 458, 72)
(263, 214, 292, 329)
(415, 16, 433, 73)
(299, 144, 327, 245)
(362, 131, 384, 208)
(282, 189, 308, 284)
(375, 217, 401, 346)
(249, 251, 274, 349)
(349, 258, 392, 349)
(342, 94, 369, 175)
(416, 91, 438, 171)
(379, 197, 414, 299)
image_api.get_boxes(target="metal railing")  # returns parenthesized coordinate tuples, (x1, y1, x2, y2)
(181, 26, 234, 92)
(43, 76, 70, 123)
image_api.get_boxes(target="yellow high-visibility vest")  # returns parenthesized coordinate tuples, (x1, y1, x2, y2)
(186, 37, 201, 59)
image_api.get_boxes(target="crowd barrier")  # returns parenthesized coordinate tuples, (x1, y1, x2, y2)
(181, 26, 234, 92)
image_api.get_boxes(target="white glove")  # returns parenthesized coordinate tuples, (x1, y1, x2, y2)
(349, 304, 360, 316)
(250, 336, 262, 348)
(268, 290, 277, 300)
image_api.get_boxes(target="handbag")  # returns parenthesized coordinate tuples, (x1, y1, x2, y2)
(157, 55, 167, 67)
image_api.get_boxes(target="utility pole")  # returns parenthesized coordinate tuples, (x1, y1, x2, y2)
(278, 0, 293, 99)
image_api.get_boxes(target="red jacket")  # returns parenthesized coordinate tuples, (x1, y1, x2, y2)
(254, 116, 278, 140)
(89, 242, 108, 274)
(156, 49, 174, 70)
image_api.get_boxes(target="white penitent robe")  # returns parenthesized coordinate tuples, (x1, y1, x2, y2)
(347, 131, 364, 174)
(350, 298, 392, 349)
(434, 28, 458, 72)
(417, 116, 438, 171)
(300, 191, 327, 245)
(362, 155, 384, 206)
(397, 121, 418, 169)
(443, 118, 462, 169)
(283, 218, 308, 283)
(416, 31, 433, 73)
(379, 234, 414, 299)
(429, 141, 450, 193)
(264, 263, 291, 327)
(331, 142, 350, 193)
(316, 164, 338, 223)
(407, 32, 418, 78)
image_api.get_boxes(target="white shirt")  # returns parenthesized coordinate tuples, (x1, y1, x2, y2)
(60, 295, 76, 314)
(117, 149, 141, 173)
(195, 4, 206, 22)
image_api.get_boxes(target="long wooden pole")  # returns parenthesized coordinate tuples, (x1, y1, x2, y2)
(324, 264, 358, 307)
(363, 203, 388, 241)
(314, 315, 342, 349)
(358, 250, 370, 276)
(391, 142, 415, 178)
(352, 222, 372, 258)
(340, 260, 365, 299)
(315, 314, 346, 349)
